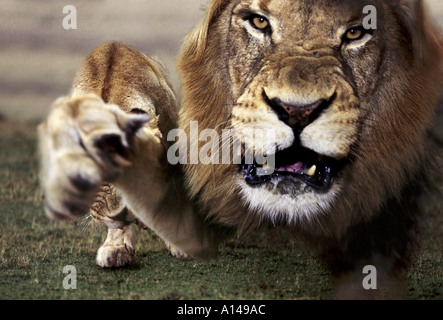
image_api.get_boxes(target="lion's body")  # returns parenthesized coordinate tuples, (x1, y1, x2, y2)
(38, 0, 442, 298)
(179, 0, 442, 277)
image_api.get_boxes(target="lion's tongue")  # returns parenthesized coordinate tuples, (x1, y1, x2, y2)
(275, 162, 317, 176)
(275, 162, 304, 174)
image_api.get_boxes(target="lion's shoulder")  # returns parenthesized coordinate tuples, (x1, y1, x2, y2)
(71, 42, 178, 137)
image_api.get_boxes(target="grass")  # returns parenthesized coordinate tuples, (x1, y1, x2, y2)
(0, 120, 441, 300)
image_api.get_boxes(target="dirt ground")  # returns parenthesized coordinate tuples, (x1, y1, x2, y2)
(0, 0, 441, 121)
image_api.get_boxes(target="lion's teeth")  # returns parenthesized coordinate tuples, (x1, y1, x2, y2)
(306, 165, 317, 176)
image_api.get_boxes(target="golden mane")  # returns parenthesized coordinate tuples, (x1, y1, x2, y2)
(176, 0, 442, 240)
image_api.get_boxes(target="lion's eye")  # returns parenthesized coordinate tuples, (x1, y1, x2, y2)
(250, 15, 269, 31)
(344, 27, 366, 42)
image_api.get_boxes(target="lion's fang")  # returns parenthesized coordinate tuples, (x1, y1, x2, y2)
(306, 165, 317, 176)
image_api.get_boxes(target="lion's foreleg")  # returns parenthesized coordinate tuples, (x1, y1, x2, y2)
(90, 183, 142, 267)
(90, 183, 136, 229)
(112, 129, 221, 260)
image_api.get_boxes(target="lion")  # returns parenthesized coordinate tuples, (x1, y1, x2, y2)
(38, 0, 442, 298)
(38, 42, 222, 266)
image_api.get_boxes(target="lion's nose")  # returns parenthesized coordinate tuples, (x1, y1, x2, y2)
(266, 95, 326, 129)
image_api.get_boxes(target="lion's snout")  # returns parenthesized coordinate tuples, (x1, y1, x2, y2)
(263, 88, 334, 130)
(232, 54, 359, 159)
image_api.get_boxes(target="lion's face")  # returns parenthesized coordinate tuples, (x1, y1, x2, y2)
(228, 0, 377, 219)
(178, 0, 442, 228)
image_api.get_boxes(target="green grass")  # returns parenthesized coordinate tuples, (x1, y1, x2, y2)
(0, 120, 441, 300)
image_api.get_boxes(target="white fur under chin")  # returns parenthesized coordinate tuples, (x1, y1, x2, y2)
(236, 177, 341, 225)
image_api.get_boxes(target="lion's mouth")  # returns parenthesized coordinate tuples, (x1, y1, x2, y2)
(240, 144, 344, 191)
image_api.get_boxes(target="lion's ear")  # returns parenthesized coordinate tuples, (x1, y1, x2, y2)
(393, 0, 443, 66)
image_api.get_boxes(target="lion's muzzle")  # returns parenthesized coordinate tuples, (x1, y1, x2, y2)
(232, 54, 360, 193)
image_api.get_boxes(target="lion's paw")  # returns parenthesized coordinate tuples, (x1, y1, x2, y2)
(38, 94, 150, 221)
(96, 244, 135, 268)
(166, 242, 190, 260)
(96, 226, 136, 268)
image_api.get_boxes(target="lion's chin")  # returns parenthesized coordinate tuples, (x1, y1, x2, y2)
(236, 174, 342, 224)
